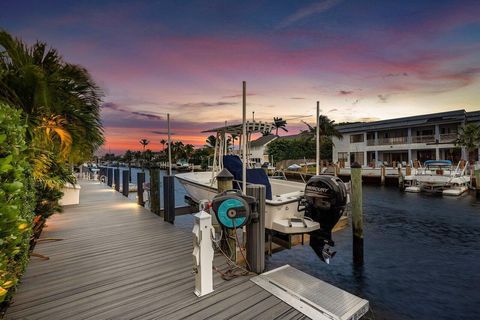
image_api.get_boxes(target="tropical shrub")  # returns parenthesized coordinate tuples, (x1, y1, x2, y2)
(267, 137, 333, 162)
(0, 30, 104, 310)
(0, 103, 34, 304)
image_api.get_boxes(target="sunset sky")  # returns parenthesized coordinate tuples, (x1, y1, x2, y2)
(2, 0, 480, 154)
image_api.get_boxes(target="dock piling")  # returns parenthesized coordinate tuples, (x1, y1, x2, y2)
(107, 168, 113, 187)
(150, 168, 161, 215)
(475, 167, 480, 197)
(114, 168, 120, 192)
(122, 170, 129, 197)
(137, 172, 145, 206)
(398, 166, 405, 191)
(380, 165, 386, 186)
(163, 175, 175, 223)
(351, 162, 364, 265)
(246, 184, 265, 274)
(216, 169, 236, 260)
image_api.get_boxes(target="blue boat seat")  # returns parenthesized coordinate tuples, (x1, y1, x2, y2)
(223, 155, 272, 200)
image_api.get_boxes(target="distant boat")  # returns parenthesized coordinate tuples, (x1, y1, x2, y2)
(287, 164, 302, 171)
(404, 160, 470, 196)
(176, 159, 191, 172)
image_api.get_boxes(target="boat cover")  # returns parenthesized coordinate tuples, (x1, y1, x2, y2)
(424, 160, 452, 166)
(223, 155, 272, 199)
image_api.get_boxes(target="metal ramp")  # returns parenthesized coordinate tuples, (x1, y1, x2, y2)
(251, 265, 369, 320)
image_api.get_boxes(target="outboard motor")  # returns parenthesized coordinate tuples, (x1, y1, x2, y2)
(301, 175, 348, 263)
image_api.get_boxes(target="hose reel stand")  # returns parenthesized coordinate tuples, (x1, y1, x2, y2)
(211, 190, 257, 229)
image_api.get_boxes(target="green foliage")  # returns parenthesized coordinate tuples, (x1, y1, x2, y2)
(301, 115, 343, 140)
(205, 135, 216, 148)
(265, 114, 342, 163)
(0, 103, 35, 304)
(455, 123, 480, 161)
(272, 117, 288, 135)
(0, 30, 105, 309)
(34, 183, 63, 223)
(0, 29, 104, 170)
(267, 137, 333, 162)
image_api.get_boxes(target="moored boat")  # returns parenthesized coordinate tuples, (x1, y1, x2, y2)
(404, 160, 470, 196)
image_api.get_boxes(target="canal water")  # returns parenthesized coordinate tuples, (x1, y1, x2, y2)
(267, 186, 480, 320)
(123, 168, 480, 319)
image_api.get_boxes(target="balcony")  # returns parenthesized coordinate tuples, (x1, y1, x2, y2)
(440, 133, 457, 143)
(411, 135, 435, 143)
(377, 136, 408, 145)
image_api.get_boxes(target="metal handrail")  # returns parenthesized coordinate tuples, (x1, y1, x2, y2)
(439, 133, 457, 143)
(411, 135, 435, 143)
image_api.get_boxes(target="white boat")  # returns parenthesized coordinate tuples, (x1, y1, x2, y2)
(176, 121, 321, 234)
(176, 170, 320, 233)
(287, 164, 302, 171)
(175, 159, 191, 172)
(404, 160, 470, 196)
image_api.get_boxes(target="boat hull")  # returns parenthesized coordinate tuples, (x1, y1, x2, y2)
(404, 174, 470, 196)
(176, 172, 320, 234)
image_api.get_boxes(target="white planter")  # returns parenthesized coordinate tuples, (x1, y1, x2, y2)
(59, 183, 82, 205)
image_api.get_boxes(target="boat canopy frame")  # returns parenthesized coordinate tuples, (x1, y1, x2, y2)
(204, 121, 275, 186)
(202, 121, 274, 135)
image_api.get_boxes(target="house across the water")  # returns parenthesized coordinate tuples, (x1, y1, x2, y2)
(332, 109, 480, 168)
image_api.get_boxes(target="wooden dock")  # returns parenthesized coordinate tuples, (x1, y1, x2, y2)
(6, 180, 308, 320)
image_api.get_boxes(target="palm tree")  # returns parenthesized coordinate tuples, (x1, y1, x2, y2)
(138, 139, 150, 171)
(172, 141, 185, 160)
(205, 135, 217, 148)
(301, 115, 343, 167)
(184, 144, 195, 159)
(139, 139, 150, 152)
(0, 30, 104, 189)
(273, 117, 288, 135)
(160, 139, 167, 151)
(455, 123, 480, 163)
(301, 115, 343, 141)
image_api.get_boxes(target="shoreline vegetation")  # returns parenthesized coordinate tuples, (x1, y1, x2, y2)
(0, 30, 103, 315)
(99, 114, 342, 170)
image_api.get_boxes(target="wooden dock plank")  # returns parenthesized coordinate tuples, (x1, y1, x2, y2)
(6, 180, 305, 320)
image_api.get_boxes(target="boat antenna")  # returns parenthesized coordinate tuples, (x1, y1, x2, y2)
(242, 81, 247, 194)
(316, 101, 320, 176)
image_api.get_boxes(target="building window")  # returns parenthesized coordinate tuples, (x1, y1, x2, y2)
(350, 152, 364, 166)
(350, 134, 364, 143)
(338, 152, 348, 162)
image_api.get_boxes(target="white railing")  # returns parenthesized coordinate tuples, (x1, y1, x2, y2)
(411, 135, 435, 143)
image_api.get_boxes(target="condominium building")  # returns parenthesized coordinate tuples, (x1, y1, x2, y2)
(332, 109, 480, 167)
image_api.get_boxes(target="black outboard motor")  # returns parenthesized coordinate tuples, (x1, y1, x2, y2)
(300, 175, 348, 263)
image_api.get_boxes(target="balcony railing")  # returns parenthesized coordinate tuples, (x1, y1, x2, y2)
(377, 137, 408, 145)
(411, 135, 435, 143)
(366, 139, 376, 146)
(439, 133, 457, 143)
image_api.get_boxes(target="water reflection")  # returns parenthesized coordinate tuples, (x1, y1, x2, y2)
(267, 186, 480, 320)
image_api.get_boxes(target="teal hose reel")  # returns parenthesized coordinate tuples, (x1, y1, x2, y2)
(211, 190, 255, 229)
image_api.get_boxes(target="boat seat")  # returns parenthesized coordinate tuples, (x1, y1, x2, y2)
(223, 155, 272, 200)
